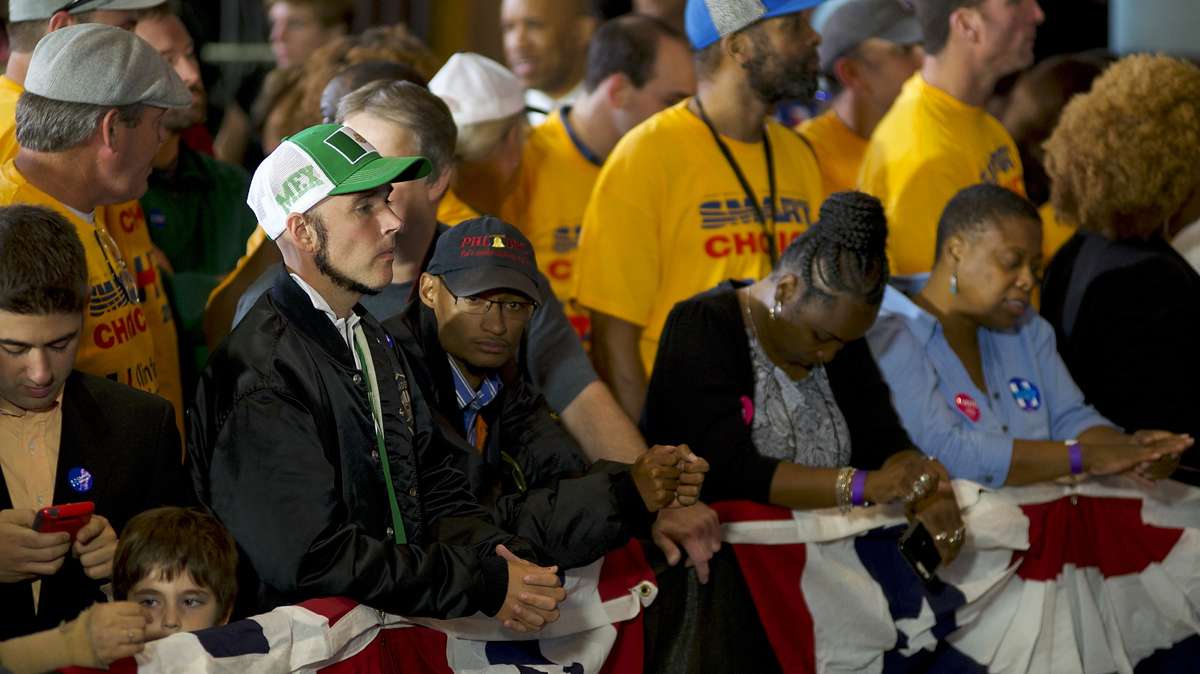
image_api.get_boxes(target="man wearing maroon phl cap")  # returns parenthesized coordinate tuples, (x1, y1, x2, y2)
(390, 216, 709, 569)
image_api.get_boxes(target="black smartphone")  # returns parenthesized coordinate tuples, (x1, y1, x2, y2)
(898, 520, 943, 584)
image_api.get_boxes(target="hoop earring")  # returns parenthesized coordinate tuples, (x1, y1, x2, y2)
(950, 272, 959, 296)
(770, 300, 782, 321)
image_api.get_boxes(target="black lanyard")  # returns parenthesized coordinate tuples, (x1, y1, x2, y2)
(694, 96, 779, 266)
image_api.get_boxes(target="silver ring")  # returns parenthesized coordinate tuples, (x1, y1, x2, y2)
(907, 473, 935, 502)
(934, 526, 966, 547)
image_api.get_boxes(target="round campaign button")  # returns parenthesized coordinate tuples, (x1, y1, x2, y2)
(739, 395, 754, 426)
(955, 393, 981, 422)
(68, 467, 93, 494)
(1008, 378, 1042, 411)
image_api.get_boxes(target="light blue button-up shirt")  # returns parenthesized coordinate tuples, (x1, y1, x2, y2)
(866, 277, 1115, 488)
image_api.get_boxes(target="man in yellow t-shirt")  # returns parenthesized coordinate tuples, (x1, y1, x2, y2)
(798, 0, 923, 196)
(574, 0, 825, 418)
(502, 14, 694, 344)
(858, 0, 1043, 276)
(0, 0, 164, 162)
(0, 24, 191, 431)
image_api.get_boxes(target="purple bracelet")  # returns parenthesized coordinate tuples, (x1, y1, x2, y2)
(1067, 440, 1084, 475)
(851, 469, 869, 507)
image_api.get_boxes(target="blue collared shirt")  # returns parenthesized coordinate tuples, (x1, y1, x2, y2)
(447, 357, 503, 446)
(866, 277, 1114, 488)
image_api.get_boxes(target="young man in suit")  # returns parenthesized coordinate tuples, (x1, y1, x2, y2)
(0, 204, 188, 640)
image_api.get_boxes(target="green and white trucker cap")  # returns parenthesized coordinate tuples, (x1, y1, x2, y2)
(248, 123, 432, 240)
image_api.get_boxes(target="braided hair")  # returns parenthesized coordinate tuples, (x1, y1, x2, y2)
(776, 191, 890, 305)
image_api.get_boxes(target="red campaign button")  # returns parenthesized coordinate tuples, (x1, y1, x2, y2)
(955, 393, 981, 422)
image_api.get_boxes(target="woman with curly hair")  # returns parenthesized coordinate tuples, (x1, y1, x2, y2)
(1040, 54, 1200, 484)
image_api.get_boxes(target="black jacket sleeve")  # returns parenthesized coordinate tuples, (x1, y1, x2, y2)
(207, 389, 509, 618)
(1067, 260, 1200, 473)
(641, 288, 781, 503)
(489, 371, 649, 569)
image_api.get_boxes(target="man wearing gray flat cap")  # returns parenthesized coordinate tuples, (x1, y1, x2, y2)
(798, 0, 924, 195)
(0, 0, 166, 160)
(0, 22, 191, 432)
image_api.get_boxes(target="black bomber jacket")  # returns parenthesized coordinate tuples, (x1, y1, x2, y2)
(189, 270, 529, 619)
(384, 299, 651, 570)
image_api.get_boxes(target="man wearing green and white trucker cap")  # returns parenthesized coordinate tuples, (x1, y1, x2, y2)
(192, 123, 567, 629)
(1, 0, 167, 161)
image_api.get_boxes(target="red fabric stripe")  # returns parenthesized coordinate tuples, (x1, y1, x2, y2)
(1015, 495, 1183, 581)
(297, 596, 361, 624)
(599, 613, 646, 674)
(319, 626, 452, 674)
(596, 539, 655, 603)
(712, 500, 794, 524)
(729, 542, 815, 674)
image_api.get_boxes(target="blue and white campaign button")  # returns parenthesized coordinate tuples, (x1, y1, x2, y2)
(1008, 378, 1042, 411)
(68, 467, 94, 494)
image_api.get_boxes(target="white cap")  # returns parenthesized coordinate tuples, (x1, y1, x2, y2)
(429, 52, 526, 127)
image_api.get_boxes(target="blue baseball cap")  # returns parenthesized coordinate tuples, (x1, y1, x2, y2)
(685, 0, 827, 50)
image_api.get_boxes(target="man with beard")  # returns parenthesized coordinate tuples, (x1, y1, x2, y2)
(573, 0, 826, 419)
(857, 0, 1043, 275)
(190, 123, 567, 628)
(135, 7, 259, 397)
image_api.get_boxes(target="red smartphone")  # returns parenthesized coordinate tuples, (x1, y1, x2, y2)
(32, 501, 94, 539)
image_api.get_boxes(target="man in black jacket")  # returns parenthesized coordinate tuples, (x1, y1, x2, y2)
(389, 216, 707, 569)
(0, 205, 189, 640)
(190, 124, 564, 631)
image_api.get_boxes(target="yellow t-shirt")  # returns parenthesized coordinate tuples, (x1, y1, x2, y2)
(501, 108, 598, 343)
(858, 74, 1025, 276)
(104, 199, 183, 433)
(797, 109, 867, 198)
(0, 161, 183, 428)
(0, 76, 22, 163)
(574, 99, 824, 373)
(1039, 202, 1076, 263)
(437, 188, 481, 226)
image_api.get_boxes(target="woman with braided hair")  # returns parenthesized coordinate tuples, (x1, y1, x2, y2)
(643, 191, 965, 564)
(866, 184, 1191, 489)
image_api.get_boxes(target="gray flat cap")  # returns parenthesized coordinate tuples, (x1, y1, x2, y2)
(25, 23, 190, 108)
(9, 0, 163, 22)
(817, 0, 923, 74)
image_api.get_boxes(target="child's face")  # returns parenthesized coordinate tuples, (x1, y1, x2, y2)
(128, 567, 226, 635)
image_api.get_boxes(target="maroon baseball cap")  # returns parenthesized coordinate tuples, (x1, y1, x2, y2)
(427, 216, 541, 302)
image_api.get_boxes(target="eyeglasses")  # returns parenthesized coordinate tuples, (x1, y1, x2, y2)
(445, 286, 537, 318)
(54, 0, 104, 12)
(93, 227, 141, 306)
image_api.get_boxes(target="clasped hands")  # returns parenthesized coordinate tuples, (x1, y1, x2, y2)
(864, 453, 966, 566)
(630, 443, 710, 512)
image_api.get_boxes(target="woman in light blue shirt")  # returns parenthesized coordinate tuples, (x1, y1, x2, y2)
(866, 185, 1192, 488)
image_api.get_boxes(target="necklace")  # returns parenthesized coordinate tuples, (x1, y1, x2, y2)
(694, 96, 779, 266)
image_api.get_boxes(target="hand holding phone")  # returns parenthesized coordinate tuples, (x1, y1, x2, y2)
(0, 508, 72, 582)
(898, 520, 943, 584)
(33, 501, 95, 540)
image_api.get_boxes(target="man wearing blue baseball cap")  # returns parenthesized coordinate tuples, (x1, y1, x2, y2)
(574, 0, 826, 420)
